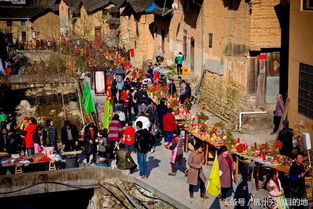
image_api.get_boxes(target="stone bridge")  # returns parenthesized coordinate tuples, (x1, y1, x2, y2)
(0, 74, 76, 90)
(0, 167, 189, 209)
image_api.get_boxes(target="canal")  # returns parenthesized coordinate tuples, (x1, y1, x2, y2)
(0, 189, 94, 209)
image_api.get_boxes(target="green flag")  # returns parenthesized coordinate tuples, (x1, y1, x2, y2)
(82, 82, 91, 104)
(85, 93, 96, 115)
(83, 82, 96, 115)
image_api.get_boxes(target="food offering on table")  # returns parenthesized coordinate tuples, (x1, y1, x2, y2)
(167, 97, 191, 120)
(206, 121, 226, 145)
(147, 83, 169, 103)
(223, 129, 237, 148)
(234, 142, 249, 155)
(128, 68, 146, 81)
(176, 106, 191, 120)
(167, 96, 180, 111)
(232, 140, 292, 164)
(197, 112, 209, 123)
(183, 98, 192, 110)
(199, 123, 208, 135)
(184, 119, 226, 145)
(183, 117, 294, 165)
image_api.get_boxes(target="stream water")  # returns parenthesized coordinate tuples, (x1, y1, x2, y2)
(0, 189, 94, 209)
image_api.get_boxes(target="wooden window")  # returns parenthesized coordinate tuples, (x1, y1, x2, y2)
(68, 8, 71, 20)
(22, 31, 26, 42)
(303, 0, 313, 10)
(94, 27, 102, 45)
(298, 63, 313, 119)
(208, 33, 213, 48)
(21, 20, 26, 26)
(7, 20, 12, 27)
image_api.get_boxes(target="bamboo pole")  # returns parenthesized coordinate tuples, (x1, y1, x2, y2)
(76, 80, 86, 125)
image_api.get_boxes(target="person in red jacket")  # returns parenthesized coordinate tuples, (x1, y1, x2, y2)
(121, 121, 136, 152)
(163, 108, 177, 145)
(24, 117, 37, 156)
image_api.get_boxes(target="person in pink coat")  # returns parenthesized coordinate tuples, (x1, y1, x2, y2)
(265, 170, 286, 209)
(218, 145, 235, 203)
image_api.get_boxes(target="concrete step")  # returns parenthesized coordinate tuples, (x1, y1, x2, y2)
(241, 113, 273, 133)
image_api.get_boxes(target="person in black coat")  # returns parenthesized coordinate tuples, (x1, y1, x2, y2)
(46, 119, 58, 150)
(168, 79, 177, 95)
(156, 98, 168, 132)
(83, 123, 98, 164)
(135, 121, 153, 178)
(0, 127, 9, 152)
(278, 120, 294, 158)
(61, 120, 79, 151)
(8, 130, 22, 154)
(234, 163, 254, 209)
(289, 153, 308, 208)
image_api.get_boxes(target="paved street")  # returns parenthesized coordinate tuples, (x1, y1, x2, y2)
(111, 110, 271, 209)
(125, 140, 268, 209)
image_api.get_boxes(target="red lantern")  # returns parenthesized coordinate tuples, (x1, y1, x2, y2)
(129, 48, 135, 57)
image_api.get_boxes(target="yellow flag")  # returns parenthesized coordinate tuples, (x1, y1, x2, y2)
(206, 154, 221, 197)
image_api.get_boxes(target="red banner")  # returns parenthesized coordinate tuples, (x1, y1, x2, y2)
(258, 54, 268, 61)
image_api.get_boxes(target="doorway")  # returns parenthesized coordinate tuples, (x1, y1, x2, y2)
(94, 27, 101, 46)
(190, 38, 195, 72)
(183, 29, 187, 58)
(22, 31, 27, 42)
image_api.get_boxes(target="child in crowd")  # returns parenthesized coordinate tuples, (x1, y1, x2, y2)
(98, 129, 108, 158)
(166, 130, 187, 176)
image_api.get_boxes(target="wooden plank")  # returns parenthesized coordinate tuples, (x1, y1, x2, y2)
(247, 57, 257, 94)
(276, 97, 289, 140)
(256, 60, 266, 106)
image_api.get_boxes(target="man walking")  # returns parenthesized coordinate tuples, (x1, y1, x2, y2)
(135, 121, 152, 179)
(175, 52, 184, 75)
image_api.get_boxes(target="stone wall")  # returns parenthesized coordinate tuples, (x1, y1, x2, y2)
(200, 72, 248, 122)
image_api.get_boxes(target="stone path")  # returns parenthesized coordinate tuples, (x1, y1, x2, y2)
(122, 141, 268, 209)
(114, 103, 273, 208)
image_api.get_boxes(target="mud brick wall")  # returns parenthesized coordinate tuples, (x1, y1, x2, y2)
(200, 72, 248, 122)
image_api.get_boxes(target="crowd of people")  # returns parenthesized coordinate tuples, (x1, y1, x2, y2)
(0, 54, 310, 208)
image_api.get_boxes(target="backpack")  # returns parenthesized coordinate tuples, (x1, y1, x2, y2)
(175, 57, 178, 64)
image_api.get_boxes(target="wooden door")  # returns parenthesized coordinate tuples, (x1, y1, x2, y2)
(190, 39, 195, 72)
(256, 60, 266, 106)
(183, 29, 187, 57)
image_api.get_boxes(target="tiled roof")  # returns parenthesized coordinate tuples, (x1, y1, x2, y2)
(0, 7, 47, 19)
(64, 0, 114, 14)
(0, 0, 59, 19)
(126, 0, 154, 13)
(81, 0, 110, 12)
